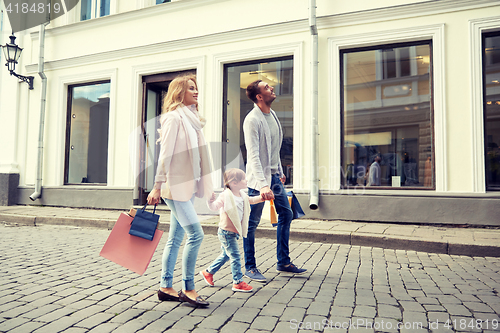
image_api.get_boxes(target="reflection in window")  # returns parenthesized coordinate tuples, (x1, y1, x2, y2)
(341, 42, 433, 188)
(100, 0, 110, 16)
(223, 57, 293, 185)
(81, 0, 110, 21)
(484, 32, 500, 190)
(66, 82, 111, 184)
(383, 47, 411, 79)
(80, 0, 91, 20)
(156, 0, 171, 3)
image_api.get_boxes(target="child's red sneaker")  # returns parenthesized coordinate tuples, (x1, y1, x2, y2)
(200, 270, 214, 286)
(232, 281, 253, 292)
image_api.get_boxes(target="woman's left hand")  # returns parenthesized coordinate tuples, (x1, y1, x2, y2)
(147, 188, 161, 205)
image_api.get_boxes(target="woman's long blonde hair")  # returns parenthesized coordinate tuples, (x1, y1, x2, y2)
(162, 74, 198, 114)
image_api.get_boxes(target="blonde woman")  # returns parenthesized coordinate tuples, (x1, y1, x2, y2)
(147, 75, 213, 307)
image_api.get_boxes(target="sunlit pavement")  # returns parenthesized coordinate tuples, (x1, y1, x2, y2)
(1, 223, 500, 332)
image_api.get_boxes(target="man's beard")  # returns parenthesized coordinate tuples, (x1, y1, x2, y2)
(264, 96, 276, 107)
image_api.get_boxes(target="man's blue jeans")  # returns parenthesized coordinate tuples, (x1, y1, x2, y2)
(207, 228, 243, 284)
(243, 174, 293, 270)
(161, 196, 204, 291)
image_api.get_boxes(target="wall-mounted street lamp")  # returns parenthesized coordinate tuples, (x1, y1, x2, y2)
(2, 33, 34, 90)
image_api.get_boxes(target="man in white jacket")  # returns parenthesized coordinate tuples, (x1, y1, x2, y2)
(242, 80, 307, 282)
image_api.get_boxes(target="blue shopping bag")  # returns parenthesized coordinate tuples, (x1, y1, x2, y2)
(287, 191, 305, 220)
(129, 204, 160, 241)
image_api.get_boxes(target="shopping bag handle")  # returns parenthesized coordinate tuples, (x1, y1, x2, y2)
(142, 203, 157, 214)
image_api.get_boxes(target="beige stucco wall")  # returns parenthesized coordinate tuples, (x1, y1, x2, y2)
(2, 0, 500, 207)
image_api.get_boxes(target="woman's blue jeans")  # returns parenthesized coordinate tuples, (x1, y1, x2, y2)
(243, 174, 293, 269)
(161, 196, 204, 291)
(207, 228, 243, 284)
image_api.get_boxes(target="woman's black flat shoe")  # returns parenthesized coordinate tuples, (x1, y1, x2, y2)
(157, 290, 181, 302)
(178, 290, 209, 307)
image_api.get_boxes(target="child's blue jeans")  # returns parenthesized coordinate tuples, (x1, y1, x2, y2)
(207, 228, 243, 284)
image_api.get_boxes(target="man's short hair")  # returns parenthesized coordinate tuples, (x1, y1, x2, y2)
(246, 80, 262, 103)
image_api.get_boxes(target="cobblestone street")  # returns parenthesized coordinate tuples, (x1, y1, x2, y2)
(1, 223, 500, 333)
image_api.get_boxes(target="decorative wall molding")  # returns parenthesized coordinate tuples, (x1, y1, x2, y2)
(55, 69, 118, 186)
(0, 163, 20, 174)
(26, 20, 307, 73)
(31, 0, 231, 39)
(58, 0, 119, 27)
(319, 0, 500, 30)
(328, 24, 447, 192)
(469, 16, 500, 193)
(32, 0, 498, 41)
(26, 0, 499, 73)
(211, 42, 304, 189)
(110, 0, 118, 16)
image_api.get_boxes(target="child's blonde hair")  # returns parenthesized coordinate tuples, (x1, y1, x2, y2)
(223, 168, 245, 189)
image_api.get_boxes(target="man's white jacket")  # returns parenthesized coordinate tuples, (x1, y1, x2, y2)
(243, 104, 284, 190)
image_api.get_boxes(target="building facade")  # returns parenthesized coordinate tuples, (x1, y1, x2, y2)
(1, 0, 499, 224)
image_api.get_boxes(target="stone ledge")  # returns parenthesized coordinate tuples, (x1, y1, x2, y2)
(0, 213, 36, 226)
(448, 243, 500, 257)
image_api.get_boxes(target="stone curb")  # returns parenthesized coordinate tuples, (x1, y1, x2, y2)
(0, 213, 36, 226)
(448, 243, 500, 257)
(35, 216, 117, 229)
(351, 233, 449, 254)
(1, 213, 499, 257)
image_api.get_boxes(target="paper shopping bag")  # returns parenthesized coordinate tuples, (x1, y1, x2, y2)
(100, 213, 163, 275)
(267, 196, 294, 227)
(270, 199, 278, 227)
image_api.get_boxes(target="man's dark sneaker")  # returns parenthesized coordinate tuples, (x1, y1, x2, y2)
(276, 263, 307, 275)
(244, 268, 267, 282)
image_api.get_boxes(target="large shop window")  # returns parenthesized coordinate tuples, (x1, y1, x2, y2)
(484, 32, 500, 191)
(341, 41, 434, 189)
(80, 0, 110, 21)
(65, 81, 111, 184)
(223, 57, 294, 185)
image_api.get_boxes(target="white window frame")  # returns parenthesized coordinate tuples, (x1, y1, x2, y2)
(136, 0, 172, 9)
(129, 56, 205, 192)
(382, 46, 414, 79)
(81, 0, 111, 20)
(328, 24, 446, 193)
(66, 0, 115, 23)
(56, 69, 118, 186)
(211, 42, 304, 190)
(469, 16, 500, 193)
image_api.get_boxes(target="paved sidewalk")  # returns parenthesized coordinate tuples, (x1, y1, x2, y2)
(0, 205, 499, 257)
(1, 223, 500, 333)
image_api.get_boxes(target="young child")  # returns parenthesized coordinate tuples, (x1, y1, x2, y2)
(200, 168, 265, 292)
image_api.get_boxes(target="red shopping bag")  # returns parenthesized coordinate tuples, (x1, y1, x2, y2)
(100, 212, 163, 275)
